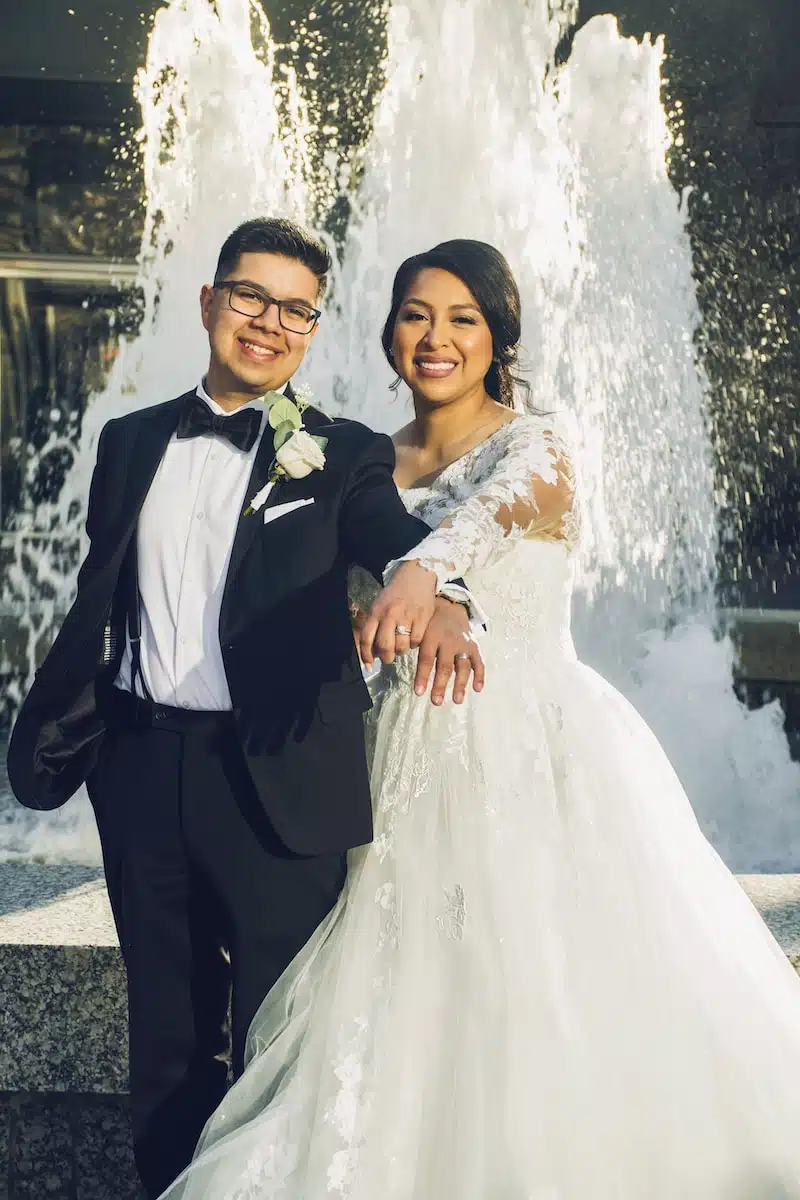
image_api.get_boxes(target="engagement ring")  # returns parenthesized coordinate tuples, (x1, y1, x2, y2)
(395, 625, 411, 635)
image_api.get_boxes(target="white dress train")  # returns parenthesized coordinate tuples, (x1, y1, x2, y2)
(163, 415, 800, 1199)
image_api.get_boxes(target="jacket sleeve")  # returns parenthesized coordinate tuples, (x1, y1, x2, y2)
(6, 419, 121, 810)
(338, 432, 430, 582)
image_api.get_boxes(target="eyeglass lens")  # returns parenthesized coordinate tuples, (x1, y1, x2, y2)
(227, 283, 317, 333)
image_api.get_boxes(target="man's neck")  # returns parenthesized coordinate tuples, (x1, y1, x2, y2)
(203, 384, 266, 413)
(203, 367, 289, 412)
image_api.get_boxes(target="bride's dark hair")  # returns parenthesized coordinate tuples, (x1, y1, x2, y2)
(381, 239, 531, 409)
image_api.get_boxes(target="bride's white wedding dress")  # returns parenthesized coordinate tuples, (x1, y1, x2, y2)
(164, 415, 800, 1199)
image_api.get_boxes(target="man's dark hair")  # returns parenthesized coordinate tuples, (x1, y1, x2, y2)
(214, 218, 332, 298)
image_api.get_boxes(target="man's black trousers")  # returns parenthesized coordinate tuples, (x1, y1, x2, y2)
(87, 696, 347, 1199)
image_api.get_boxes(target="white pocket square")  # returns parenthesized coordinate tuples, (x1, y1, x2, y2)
(262, 497, 315, 525)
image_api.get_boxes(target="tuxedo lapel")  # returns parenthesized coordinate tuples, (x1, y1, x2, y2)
(220, 386, 333, 632)
(116, 394, 186, 552)
(223, 417, 282, 603)
(299, 403, 332, 436)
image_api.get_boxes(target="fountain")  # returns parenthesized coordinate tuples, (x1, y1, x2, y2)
(1, 0, 798, 869)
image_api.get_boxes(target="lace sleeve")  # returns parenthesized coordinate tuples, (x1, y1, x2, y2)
(390, 416, 577, 585)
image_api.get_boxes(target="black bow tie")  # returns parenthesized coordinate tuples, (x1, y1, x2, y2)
(176, 393, 263, 452)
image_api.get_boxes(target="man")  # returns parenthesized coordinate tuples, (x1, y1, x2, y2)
(7, 218, 482, 1198)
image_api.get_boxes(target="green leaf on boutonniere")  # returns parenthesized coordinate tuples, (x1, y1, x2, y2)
(311, 435, 328, 451)
(273, 420, 296, 450)
(268, 396, 302, 430)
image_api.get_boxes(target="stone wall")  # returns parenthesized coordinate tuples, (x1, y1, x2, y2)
(0, 868, 139, 1199)
(0, 1094, 139, 1200)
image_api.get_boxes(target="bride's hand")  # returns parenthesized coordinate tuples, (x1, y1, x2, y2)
(414, 599, 485, 705)
(359, 561, 437, 666)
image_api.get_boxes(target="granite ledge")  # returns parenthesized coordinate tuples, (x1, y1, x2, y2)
(1, 866, 800, 1096)
(1, 867, 124, 1094)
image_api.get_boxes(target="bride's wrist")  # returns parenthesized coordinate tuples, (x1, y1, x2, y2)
(435, 592, 469, 613)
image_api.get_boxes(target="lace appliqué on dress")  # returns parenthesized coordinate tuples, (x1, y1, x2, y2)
(324, 1014, 375, 1196)
(437, 884, 467, 941)
(374, 881, 400, 949)
(389, 415, 579, 588)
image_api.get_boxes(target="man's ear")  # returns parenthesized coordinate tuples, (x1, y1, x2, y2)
(200, 284, 215, 331)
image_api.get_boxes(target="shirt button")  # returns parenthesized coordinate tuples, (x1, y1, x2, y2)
(181, 701, 191, 709)
(196, 512, 205, 521)
(179, 635, 186, 645)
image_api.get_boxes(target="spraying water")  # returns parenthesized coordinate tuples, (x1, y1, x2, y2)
(1, 0, 798, 868)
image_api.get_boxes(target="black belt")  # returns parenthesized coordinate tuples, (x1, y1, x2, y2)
(103, 687, 236, 735)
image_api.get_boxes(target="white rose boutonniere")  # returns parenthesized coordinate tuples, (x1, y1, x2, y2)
(275, 428, 326, 479)
(245, 389, 328, 514)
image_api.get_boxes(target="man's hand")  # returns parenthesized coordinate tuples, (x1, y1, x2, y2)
(414, 597, 485, 705)
(359, 561, 438, 666)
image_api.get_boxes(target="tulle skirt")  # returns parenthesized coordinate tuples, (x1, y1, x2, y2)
(163, 648, 800, 1199)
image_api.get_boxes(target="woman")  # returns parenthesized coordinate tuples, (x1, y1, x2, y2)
(164, 241, 800, 1198)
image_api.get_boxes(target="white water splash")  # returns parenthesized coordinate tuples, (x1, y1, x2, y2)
(71, 0, 315, 486)
(2, 0, 798, 869)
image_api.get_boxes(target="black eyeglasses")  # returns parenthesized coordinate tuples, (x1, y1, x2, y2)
(214, 281, 321, 335)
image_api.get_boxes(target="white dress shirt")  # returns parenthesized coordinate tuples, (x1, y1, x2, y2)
(115, 380, 276, 710)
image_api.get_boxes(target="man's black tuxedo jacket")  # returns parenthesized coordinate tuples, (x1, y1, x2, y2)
(7, 389, 430, 855)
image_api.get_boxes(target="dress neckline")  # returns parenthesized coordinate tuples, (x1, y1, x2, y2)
(395, 415, 521, 494)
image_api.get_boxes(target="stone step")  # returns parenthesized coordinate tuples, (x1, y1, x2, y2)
(2, 865, 800, 1095)
(2, 865, 800, 1198)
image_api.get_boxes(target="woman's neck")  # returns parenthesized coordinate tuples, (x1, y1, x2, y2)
(410, 388, 501, 464)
